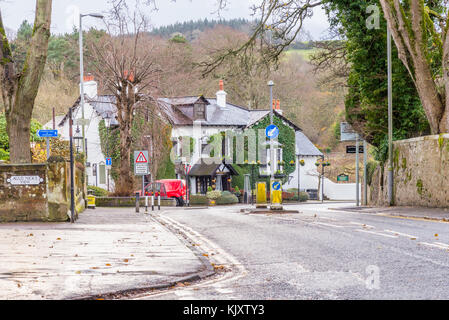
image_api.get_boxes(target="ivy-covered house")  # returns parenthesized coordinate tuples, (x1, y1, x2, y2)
(158, 81, 323, 195)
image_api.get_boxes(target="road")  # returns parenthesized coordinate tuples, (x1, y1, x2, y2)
(134, 202, 449, 300)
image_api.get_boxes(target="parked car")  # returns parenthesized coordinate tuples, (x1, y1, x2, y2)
(138, 179, 187, 207)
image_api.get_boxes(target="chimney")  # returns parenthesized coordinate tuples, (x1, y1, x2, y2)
(81, 73, 98, 99)
(276, 100, 283, 115)
(216, 80, 227, 108)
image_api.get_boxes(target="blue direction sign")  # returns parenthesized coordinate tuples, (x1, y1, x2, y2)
(37, 130, 58, 138)
(272, 181, 282, 191)
(106, 158, 112, 166)
(266, 125, 280, 139)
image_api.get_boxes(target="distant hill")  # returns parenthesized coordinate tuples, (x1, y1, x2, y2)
(150, 18, 253, 41)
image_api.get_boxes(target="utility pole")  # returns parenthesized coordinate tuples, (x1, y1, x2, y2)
(69, 108, 75, 223)
(363, 139, 368, 206)
(356, 135, 360, 206)
(79, 13, 104, 160)
(387, 27, 394, 206)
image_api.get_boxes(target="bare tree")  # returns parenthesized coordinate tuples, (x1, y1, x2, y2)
(90, 0, 161, 195)
(0, 0, 53, 163)
(198, 0, 322, 75)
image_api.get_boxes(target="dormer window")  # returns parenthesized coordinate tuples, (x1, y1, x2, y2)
(194, 102, 207, 121)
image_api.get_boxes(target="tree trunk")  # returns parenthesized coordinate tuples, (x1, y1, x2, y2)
(379, 0, 446, 134)
(115, 116, 134, 196)
(0, 0, 53, 163)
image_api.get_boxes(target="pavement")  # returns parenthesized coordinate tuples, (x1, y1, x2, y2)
(331, 205, 449, 222)
(0, 208, 213, 300)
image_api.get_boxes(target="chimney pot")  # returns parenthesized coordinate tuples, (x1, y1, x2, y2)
(216, 80, 227, 108)
(83, 74, 94, 82)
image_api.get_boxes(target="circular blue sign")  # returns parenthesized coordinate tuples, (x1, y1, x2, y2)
(266, 125, 280, 139)
(272, 181, 281, 191)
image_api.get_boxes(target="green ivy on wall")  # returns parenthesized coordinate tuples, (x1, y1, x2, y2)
(98, 120, 120, 181)
(249, 115, 297, 178)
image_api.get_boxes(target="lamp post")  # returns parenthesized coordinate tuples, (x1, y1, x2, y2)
(79, 13, 104, 161)
(387, 27, 394, 206)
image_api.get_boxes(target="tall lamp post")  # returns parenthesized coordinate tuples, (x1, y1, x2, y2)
(79, 13, 104, 160)
(387, 27, 394, 206)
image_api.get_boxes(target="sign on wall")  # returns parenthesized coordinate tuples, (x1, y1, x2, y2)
(7, 176, 44, 186)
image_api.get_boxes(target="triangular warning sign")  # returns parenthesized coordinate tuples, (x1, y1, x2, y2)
(135, 152, 148, 163)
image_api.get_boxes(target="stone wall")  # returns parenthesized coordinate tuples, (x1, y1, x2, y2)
(0, 157, 86, 222)
(368, 134, 449, 208)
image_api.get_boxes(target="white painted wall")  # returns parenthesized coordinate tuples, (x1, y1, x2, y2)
(44, 100, 113, 192)
(322, 178, 361, 201)
(284, 156, 322, 192)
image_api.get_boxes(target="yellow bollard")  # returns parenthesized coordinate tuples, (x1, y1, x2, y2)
(87, 195, 96, 209)
(270, 180, 283, 210)
(256, 182, 267, 207)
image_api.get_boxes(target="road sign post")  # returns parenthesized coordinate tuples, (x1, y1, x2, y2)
(38, 130, 58, 160)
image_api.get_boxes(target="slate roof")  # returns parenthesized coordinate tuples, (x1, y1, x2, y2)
(158, 96, 301, 131)
(188, 161, 238, 177)
(58, 95, 119, 127)
(296, 131, 323, 157)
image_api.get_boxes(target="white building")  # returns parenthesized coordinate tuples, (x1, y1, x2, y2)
(44, 77, 117, 191)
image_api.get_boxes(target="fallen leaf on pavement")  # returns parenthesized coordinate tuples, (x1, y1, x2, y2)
(105, 264, 112, 266)
(75, 271, 81, 274)
(123, 259, 129, 263)
(435, 234, 439, 237)
(202, 254, 209, 257)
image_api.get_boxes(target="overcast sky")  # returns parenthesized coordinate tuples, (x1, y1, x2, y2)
(1, 0, 330, 40)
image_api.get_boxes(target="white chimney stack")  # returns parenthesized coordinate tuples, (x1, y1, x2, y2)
(81, 74, 98, 99)
(216, 80, 227, 108)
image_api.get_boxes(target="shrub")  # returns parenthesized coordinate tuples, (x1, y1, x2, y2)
(206, 190, 222, 200)
(190, 195, 209, 206)
(0, 148, 9, 161)
(87, 185, 109, 197)
(299, 192, 309, 202)
(216, 192, 239, 205)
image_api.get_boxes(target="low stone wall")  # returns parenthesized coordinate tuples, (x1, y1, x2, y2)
(0, 157, 86, 222)
(95, 197, 177, 208)
(368, 134, 449, 208)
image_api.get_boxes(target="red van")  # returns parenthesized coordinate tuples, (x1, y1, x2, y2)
(141, 179, 187, 207)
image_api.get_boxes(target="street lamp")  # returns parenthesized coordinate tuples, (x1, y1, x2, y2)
(387, 27, 394, 206)
(79, 12, 104, 161)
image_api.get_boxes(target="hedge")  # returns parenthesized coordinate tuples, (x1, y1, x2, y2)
(216, 191, 239, 205)
(190, 195, 209, 206)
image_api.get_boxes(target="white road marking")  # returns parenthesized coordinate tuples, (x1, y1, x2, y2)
(313, 222, 344, 228)
(418, 242, 449, 250)
(132, 213, 248, 300)
(384, 230, 419, 239)
(350, 222, 375, 229)
(434, 242, 449, 249)
(215, 288, 234, 294)
(356, 229, 398, 238)
(174, 290, 194, 297)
